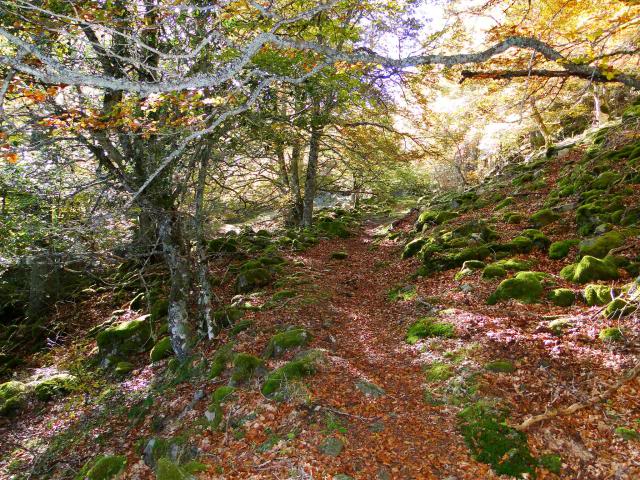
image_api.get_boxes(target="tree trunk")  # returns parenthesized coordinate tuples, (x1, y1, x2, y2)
(301, 126, 322, 227)
(530, 100, 551, 147)
(592, 84, 602, 125)
(27, 254, 48, 321)
(288, 141, 304, 225)
(158, 213, 192, 361)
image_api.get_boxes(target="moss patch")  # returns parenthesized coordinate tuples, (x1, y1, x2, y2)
(458, 401, 536, 477)
(96, 317, 152, 358)
(484, 360, 516, 373)
(230, 353, 264, 384)
(560, 256, 619, 283)
(150, 337, 174, 363)
(539, 453, 562, 474)
(34, 374, 76, 401)
(548, 288, 575, 307)
(406, 318, 456, 344)
(548, 239, 578, 260)
(209, 343, 234, 379)
(598, 327, 624, 342)
(75, 455, 127, 480)
(578, 231, 624, 259)
(263, 327, 311, 358)
(261, 350, 324, 396)
(425, 362, 454, 382)
(0, 380, 26, 416)
(487, 271, 545, 305)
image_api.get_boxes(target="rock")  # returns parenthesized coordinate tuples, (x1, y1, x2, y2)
(319, 437, 344, 457)
(584, 284, 617, 306)
(355, 380, 385, 398)
(530, 208, 560, 227)
(603, 298, 637, 319)
(75, 455, 127, 480)
(213, 306, 244, 327)
(261, 349, 324, 396)
(591, 171, 621, 189)
(235, 268, 272, 293)
(34, 373, 77, 401)
(461, 260, 485, 270)
(150, 337, 174, 363)
(402, 238, 426, 259)
(548, 288, 575, 307)
(520, 229, 551, 250)
(578, 231, 624, 259)
(369, 420, 385, 432)
(331, 251, 348, 260)
(0, 380, 27, 416)
(548, 318, 573, 335)
(560, 256, 619, 283)
(229, 353, 264, 385)
(143, 436, 196, 470)
(482, 264, 507, 280)
(487, 271, 546, 304)
(598, 327, 624, 342)
(263, 327, 311, 358)
(96, 316, 152, 359)
(548, 239, 578, 260)
(459, 283, 474, 293)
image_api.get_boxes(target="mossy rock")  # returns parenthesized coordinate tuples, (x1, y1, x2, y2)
(487, 271, 545, 305)
(599, 327, 624, 342)
(425, 362, 454, 382)
(584, 284, 616, 306)
(402, 238, 426, 259)
(578, 231, 625, 259)
(451, 220, 498, 242)
(548, 288, 575, 307)
(205, 386, 236, 429)
(263, 327, 311, 358)
(319, 437, 345, 457)
(235, 268, 272, 293)
(504, 236, 533, 253)
(115, 361, 134, 375)
(406, 318, 456, 344)
(213, 306, 244, 327)
(142, 436, 196, 470)
(482, 264, 507, 280)
(560, 256, 619, 283)
(415, 210, 457, 230)
(548, 239, 578, 260)
(485, 360, 516, 373)
(492, 258, 531, 271)
(96, 317, 152, 359)
(520, 229, 550, 250)
(591, 171, 621, 189)
(0, 380, 27, 416)
(150, 337, 174, 363)
(230, 353, 264, 384)
(548, 318, 573, 335)
(503, 212, 523, 224)
(458, 401, 536, 477)
(495, 197, 515, 210)
(75, 455, 127, 480)
(230, 319, 253, 336)
(355, 380, 385, 398)
(208, 237, 239, 254)
(539, 453, 562, 474)
(155, 458, 193, 480)
(261, 349, 324, 396)
(317, 220, 350, 238)
(462, 260, 485, 270)
(330, 251, 348, 260)
(209, 343, 234, 379)
(34, 374, 77, 401)
(603, 298, 637, 319)
(530, 208, 560, 228)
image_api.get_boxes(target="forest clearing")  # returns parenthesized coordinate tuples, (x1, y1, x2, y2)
(1, 0, 640, 479)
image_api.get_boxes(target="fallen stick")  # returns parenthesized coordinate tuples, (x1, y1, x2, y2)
(511, 360, 640, 431)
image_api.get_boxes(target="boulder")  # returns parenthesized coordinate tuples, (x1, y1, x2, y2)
(548, 239, 578, 260)
(487, 271, 546, 304)
(263, 327, 311, 358)
(0, 380, 27, 416)
(548, 288, 575, 307)
(560, 256, 619, 283)
(96, 316, 152, 359)
(578, 231, 624, 259)
(150, 337, 174, 363)
(584, 284, 617, 306)
(34, 374, 77, 401)
(235, 268, 272, 293)
(530, 208, 560, 228)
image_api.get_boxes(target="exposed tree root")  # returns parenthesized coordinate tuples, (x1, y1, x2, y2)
(512, 360, 640, 431)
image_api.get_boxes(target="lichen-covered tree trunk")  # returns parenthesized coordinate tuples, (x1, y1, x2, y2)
(158, 213, 192, 361)
(301, 126, 322, 227)
(287, 141, 304, 225)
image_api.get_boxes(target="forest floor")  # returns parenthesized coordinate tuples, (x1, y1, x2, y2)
(2, 202, 639, 479)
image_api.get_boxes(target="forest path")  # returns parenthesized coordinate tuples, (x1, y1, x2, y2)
(275, 215, 491, 479)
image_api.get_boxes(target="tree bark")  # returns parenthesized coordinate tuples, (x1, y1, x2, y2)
(301, 125, 322, 227)
(530, 100, 551, 148)
(288, 141, 304, 225)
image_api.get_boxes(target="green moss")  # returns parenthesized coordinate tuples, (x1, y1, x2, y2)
(507, 236, 534, 253)
(230, 353, 264, 384)
(149, 337, 173, 362)
(584, 284, 616, 306)
(406, 318, 456, 344)
(425, 362, 454, 382)
(548, 239, 578, 260)
(504, 212, 523, 224)
(591, 171, 621, 189)
(548, 288, 575, 307)
(263, 327, 311, 358)
(155, 458, 190, 480)
(235, 268, 272, 293)
(487, 271, 544, 305)
(458, 401, 536, 478)
(615, 426, 640, 441)
(521, 229, 551, 250)
(230, 319, 253, 336)
(402, 238, 426, 259)
(388, 284, 416, 301)
(578, 231, 624, 259)
(560, 256, 619, 283)
(0, 380, 26, 416)
(96, 317, 152, 357)
(317, 220, 350, 238)
(495, 197, 514, 210)
(530, 208, 560, 227)
(213, 306, 244, 327)
(539, 453, 562, 474)
(603, 298, 637, 319)
(492, 258, 531, 271)
(330, 251, 348, 260)
(485, 360, 516, 373)
(482, 264, 507, 280)
(598, 327, 624, 342)
(416, 210, 457, 229)
(209, 343, 234, 379)
(75, 455, 127, 480)
(34, 374, 76, 401)
(261, 350, 324, 396)
(462, 260, 485, 270)
(115, 361, 134, 375)
(270, 290, 296, 302)
(548, 319, 573, 335)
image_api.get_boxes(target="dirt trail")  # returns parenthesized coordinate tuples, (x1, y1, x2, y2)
(270, 218, 490, 479)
